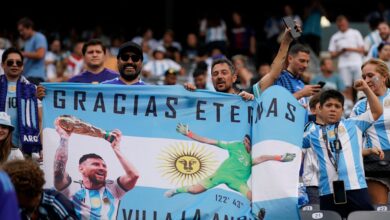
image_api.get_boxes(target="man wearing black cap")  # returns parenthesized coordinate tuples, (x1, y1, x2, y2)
(36, 41, 145, 100)
(101, 41, 145, 85)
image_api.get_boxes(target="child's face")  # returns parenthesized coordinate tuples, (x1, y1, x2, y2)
(319, 98, 343, 124)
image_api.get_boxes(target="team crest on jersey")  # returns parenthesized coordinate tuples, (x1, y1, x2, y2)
(337, 126, 346, 135)
(90, 197, 102, 208)
(384, 99, 390, 108)
(327, 130, 335, 138)
(8, 85, 16, 92)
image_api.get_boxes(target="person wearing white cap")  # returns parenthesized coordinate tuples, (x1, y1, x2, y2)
(0, 112, 23, 164)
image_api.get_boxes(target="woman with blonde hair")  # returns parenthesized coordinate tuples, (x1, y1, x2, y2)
(351, 58, 390, 205)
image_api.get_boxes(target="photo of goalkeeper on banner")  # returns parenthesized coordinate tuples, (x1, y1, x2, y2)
(165, 123, 296, 201)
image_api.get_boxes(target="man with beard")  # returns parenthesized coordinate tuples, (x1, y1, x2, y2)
(36, 41, 144, 99)
(101, 41, 145, 85)
(68, 39, 118, 84)
(53, 116, 139, 219)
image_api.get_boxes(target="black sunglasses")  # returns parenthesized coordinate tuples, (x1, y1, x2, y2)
(120, 54, 141, 62)
(6, 60, 23, 67)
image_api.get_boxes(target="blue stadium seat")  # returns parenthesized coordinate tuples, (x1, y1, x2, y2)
(347, 211, 390, 220)
(300, 210, 342, 220)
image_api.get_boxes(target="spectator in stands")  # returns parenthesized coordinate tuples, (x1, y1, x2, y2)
(302, 0, 325, 57)
(310, 57, 346, 92)
(363, 12, 382, 57)
(232, 54, 254, 91)
(366, 21, 390, 60)
(37, 41, 146, 99)
(68, 39, 118, 84)
(303, 84, 383, 218)
(142, 46, 183, 82)
(17, 17, 48, 85)
(192, 61, 210, 90)
(158, 29, 182, 62)
(131, 27, 159, 52)
(199, 13, 228, 55)
(272, 43, 321, 108)
(163, 68, 178, 85)
(0, 47, 42, 157)
(0, 112, 24, 164)
(378, 42, 390, 69)
(329, 15, 365, 105)
(65, 41, 84, 78)
(228, 11, 256, 58)
(302, 93, 322, 204)
(45, 39, 67, 82)
(0, 170, 20, 220)
(350, 59, 390, 205)
(250, 63, 271, 88)
(102, 41, 146, 85)
(3, 159, 77, 220)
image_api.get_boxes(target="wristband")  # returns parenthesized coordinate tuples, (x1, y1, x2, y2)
(274, 155, 282, 161)
(105, 131, 115, 143)
(187, 131, 194, 138)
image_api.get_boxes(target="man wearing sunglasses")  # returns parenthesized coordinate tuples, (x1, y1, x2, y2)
(36, 41, 145, 100)
(0, 47, 42, 158)
(101, 41, 145, 85)
(68, 39, 118, 84)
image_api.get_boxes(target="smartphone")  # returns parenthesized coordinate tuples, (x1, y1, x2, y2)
(282, 16, 301, 39)
(333, 180, 347, 204)
(318, 81, 326, 88)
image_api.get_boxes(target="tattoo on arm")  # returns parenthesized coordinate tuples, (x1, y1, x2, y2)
(54, 138, 69, 182)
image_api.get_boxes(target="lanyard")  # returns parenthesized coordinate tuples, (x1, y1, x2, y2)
(321, 122, 341, 174)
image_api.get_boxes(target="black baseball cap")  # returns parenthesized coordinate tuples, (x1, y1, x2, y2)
(117, 41, 143, 61)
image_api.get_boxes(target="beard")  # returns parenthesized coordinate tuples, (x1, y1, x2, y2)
(120, 64, 140, 81)
(89, 173, 106, 185)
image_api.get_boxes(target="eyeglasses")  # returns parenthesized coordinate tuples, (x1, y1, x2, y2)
(6, 60, 23, 67)
(120, 54, 141, 62)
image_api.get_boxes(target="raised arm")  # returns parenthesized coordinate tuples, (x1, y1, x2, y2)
(176, 123, 218, 145)
(354, 79, 383, 120)
(54, 119, 72, 190)
(109, 129, 140, 191)
(257, 27, 294, 92)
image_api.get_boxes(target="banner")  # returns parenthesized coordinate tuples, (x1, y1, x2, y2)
(42, 83, 304, 220)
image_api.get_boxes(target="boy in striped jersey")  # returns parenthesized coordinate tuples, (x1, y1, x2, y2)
(302, 81, 383, 218)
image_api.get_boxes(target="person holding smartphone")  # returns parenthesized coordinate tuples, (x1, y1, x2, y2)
(302, 77, 382, 218)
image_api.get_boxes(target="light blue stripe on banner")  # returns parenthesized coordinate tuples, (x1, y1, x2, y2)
(251, 86, 305, 147)
(41, 83, 252, 141)
(253, 197, 300, 220)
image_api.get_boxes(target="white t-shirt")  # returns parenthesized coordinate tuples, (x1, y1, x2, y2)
(328, 28, 364, 68)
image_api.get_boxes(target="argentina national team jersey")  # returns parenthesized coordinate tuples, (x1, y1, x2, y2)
(302, 111, 374, 196)
(351, 89, 390, 150)
(62, 179, 126, 220)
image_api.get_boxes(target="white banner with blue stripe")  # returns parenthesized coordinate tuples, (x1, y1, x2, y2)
(42, 83, 304, 220)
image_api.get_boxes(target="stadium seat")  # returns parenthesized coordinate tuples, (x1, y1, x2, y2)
(373, 204, 390, 211)
(300, 210, 342, 220)
(347, 211, 390, 220)
(301, 204, 320, 211)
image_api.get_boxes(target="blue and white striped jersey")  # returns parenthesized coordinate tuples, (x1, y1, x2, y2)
(302, 111, 373, 196)
(351, 89, 390, 150)
(62, 179, 126, 220)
